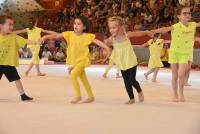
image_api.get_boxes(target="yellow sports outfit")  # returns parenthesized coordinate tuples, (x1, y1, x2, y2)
(111, 39, 137, 71)
(0, 34, 27, 67)
(62, 31, 95, 97)
(148, 39, 164, 68)
(169, 22, 196, 64)
(27, 27, 42, 64)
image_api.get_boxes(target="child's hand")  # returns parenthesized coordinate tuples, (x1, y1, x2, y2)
(147, 30, 154, 37)
(68, 66, 74, 74)
(40, 37, 45, 44)
(104, 49, 111, 63)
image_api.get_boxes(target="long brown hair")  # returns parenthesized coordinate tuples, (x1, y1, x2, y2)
(151, 33, 161, 45)
(29, 18, 38, 30)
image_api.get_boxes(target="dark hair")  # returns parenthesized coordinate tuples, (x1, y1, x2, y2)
(0, 15, 13, 24)
(29, 18, 38, 30)
(75, 16, 90, 32)
(151, 33, 161, 44)
(177, 5, 190, 15)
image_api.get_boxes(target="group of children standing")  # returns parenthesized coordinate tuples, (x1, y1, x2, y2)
(0, 5, 200, 104)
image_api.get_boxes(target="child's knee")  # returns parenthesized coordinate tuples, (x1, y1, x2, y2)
(178, 74, 185, 79)
(172, 75, 178, 81)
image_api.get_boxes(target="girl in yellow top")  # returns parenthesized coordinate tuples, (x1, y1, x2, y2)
(41, 16, 110, 103)
(139, 33, 170, 82)
(152, 5, 200, 102)
(105, 16, 152, 104)
(13, 18, 56, 76)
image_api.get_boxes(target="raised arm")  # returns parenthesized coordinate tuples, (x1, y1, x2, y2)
(164, 40, 171, 44)
(41, 33, 63, 43)
(197, 22, 200, 27)
(42, 29, 58, 34)
(104, 37, 113, 46)
(151, 26, 172, 34)
(134, 42, 149, 48)
(93, 39, 111, 61)
(127, 30, 153, 38)
(12, 29, 27, 34)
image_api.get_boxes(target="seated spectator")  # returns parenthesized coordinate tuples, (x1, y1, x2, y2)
(22, 48, 32, 58)
(55, 48, 65, 62)
(90, 47, 100, 64)
(160, 43, 170, 68)
(18, 48, 24, 58)
(47, 39, 56, 55)
(42, 47, 52, 60)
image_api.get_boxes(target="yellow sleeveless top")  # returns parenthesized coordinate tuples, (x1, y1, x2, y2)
(148, 39, 164, 56)
(112, 39, 137, 70)
(26, 27, 42, 48)
(170, 22, 196, 54)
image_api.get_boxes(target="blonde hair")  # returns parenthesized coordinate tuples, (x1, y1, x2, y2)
(107, 16, 127, 35)
(108, 16, 125, 27)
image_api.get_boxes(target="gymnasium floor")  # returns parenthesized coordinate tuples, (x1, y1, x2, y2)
(0, 65, 200, 134)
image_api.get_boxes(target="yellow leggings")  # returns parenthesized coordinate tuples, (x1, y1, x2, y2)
(29, 46, 40, 64)
(70, 63, 93, 98)
(104, 63, 120, 76)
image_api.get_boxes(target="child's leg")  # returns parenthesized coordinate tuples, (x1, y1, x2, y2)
(178, 64, 188, 102)
(15, 79, 25, 95)
(1, 66, 33, 101)
(70, 64, 85, 103)
(144, 68, 155, 80)
(121, 69, 135, 104)
(152, 68, 160, 82)
(15, 80, 33, 101)
(36, 64, 46, 76)
(79, 70, 94, 103)
(34, 51, 45, 76)
(116, 67, 121, 78)
(103, 63, 113, 78)
(171, 64, 179, 102)
(25, 62, 34, 76)
(30, 47, 45, 76)
(184, 61, 192, 86)
(129, 66, 144, 102)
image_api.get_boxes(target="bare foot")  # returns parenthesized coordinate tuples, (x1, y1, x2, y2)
(138, 92, 144, 102)
(102, 74, 107, 78)
(37, 73, 46, 76)
(184, 83, 191, 86)
(82, 97, 95, 103)
(144, 73, 148, 80)
(172, 96, 179, 102)
(152, 80, 160, 83)
(125, 99, 135, 104)
(70, 97, 82, 104)
(116, 75, 122, 78)
(179, 96, 185, 102)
